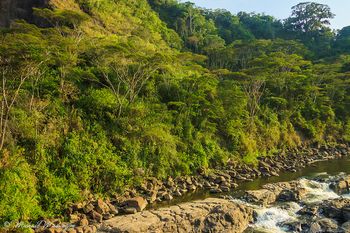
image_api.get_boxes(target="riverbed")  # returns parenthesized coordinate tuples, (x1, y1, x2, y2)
(149, 156, 350, 209)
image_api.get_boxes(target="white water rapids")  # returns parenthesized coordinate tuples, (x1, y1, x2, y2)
(235, 176, 350, 233)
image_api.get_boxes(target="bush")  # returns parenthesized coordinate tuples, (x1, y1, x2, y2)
(58, 129, 131, 193)
(0, 152, 42, 224)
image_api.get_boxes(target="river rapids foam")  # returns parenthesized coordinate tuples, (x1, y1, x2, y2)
(235, 176, 350, 233)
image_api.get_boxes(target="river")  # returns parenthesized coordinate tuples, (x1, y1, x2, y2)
(149, 156, 350, 232)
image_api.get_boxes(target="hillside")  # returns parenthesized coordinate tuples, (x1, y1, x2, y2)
(0, 0, 349, 224)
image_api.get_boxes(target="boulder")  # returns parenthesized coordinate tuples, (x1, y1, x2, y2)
(122, 197, 148, 212)
(96, 199, 110, 214)
(342, 206, 350, 221)
(123, 207, 137, 215)
(100, 198, 254, 233)
(277, 188, 306, 202)
(244, 189, 277, 206)
(78, 218, 89, 226)
(342, 221, 350, 233)
(312, 218, 339, 233)
(83, 203, 94, 214)
(90, 210, 103, 223)
(330, 176, 350, 194)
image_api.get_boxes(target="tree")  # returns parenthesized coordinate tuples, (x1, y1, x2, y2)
(285, 2, 335, 34)
(0, 33, 46, 150)
(334, 26, 350, 54)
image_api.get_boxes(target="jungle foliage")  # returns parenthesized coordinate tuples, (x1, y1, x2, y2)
(0, 0, 349, 223)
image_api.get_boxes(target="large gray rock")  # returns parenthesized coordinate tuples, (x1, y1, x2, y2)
(330, 175, 350, 194)
(98, 198, 254, 233)
(244, 189, 277, 206)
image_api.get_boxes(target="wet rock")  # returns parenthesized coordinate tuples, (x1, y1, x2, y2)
(244, 189, 277, 206)
(277, 188, 306, 202)
(342, 206, 350, 221)
(210, 188, 222, 194)
(297, 205, 319, 217)
(330, 175, 350, 194)
(320, 199, 350, 221)
(281, 221, 302, 232)
(342, 221, 350, 233)
(122, 197, 148, 212)
(312, 218, 339, 233)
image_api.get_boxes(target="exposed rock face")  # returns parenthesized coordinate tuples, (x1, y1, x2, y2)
(330, 175, 350, 194)
(0, 0, 47, 27)
(121, 197, 148, 212)
(98, 198, 254, 233)
(244, 189, 277, 206)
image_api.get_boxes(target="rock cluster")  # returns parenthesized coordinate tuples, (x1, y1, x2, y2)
(98, 198, 254, 233)
(243, 175, 350, 233)
(34, 144, 349, 233)
(289, 198, 350, 233)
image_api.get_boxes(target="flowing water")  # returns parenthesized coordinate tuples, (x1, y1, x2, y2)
(151, 156, 350, 209)
(150, 156, 350, 232)
(238, 156, 350, 233)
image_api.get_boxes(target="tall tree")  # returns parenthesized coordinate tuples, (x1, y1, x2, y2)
(285, 2, 335, 34)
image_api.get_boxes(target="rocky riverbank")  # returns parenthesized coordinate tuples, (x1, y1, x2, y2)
(243, 174, 350, 232)
(26, 144, 350, 233)
(98, 198, 254, 233)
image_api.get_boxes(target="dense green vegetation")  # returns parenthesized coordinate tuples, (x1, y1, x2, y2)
(0, 0, 349, 224)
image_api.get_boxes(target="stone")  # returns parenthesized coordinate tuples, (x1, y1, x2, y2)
(83, 226, 92, 233)
(187, 185, 196, 191)
(342, 221, 350, 233)
(78, 218, 89, 226)
(43, 228, 55, 233)
(148, 190, 157, 204)
(103, 213, 113, 220)
(316, 218, 339, 232)
(309, 222, 322, 233)
(343, 206, 350, 221)
(330, 176, 350, 194)
(123, 207, 137, 214)
(173, 190, 182, 197)
(101, 198, 254, 233)
(277, 188, 306, 202)
(69, 214, 80, 223)
(75, 227, 84, 233)
(185, 177, 192, 185)
(244, 189, 277, 206)
(122, 197, 148, 212)
(90, 210, 103, 223)
(209, 188, 222, 194)
(66, 228, 77, 233)
(220, 186, 230, 192)
(214, 176, 226, 184)
(90, 225, 97, 233)
(83, 203, 94, 214)
(96, 199, 110, 214)
(106, 202, 118, 215)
